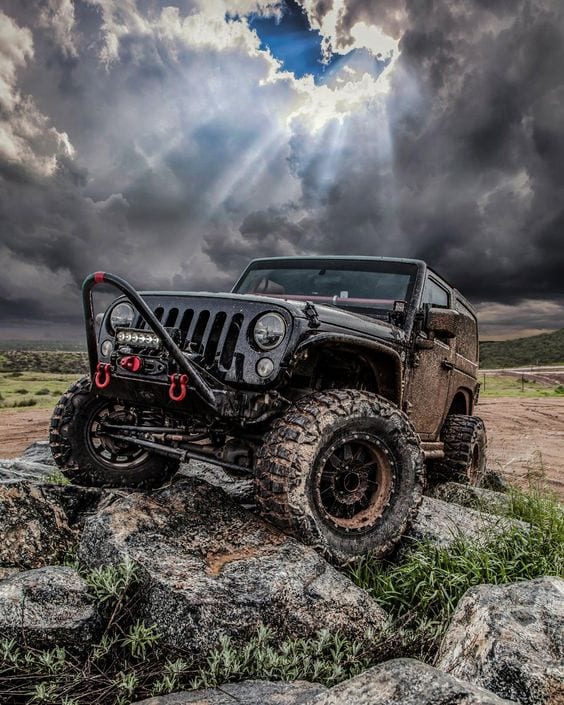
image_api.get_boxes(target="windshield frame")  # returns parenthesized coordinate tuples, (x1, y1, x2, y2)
(232, 257, 424, 326)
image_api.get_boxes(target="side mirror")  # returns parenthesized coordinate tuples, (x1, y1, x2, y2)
(426, 307, 459, 339)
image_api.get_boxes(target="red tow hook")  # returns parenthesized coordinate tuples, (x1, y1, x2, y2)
(120, 355, 142, 373)
(95, 362, 111, 389)
(169, 373, 188, 402)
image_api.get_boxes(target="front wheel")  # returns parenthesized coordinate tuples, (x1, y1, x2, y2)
(49, 377, 179, 489)
(254, 390, 425, 565)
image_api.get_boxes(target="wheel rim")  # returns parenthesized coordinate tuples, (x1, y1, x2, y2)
(313, 432, 394, 533)
(86, 402, 149, 469)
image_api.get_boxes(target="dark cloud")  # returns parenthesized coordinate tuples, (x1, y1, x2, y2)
(209, 0, 564, 327)
(1, 0, 563, 338)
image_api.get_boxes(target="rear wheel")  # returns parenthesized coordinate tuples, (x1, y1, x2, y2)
(432, 414, 487, 485)
(255, 390, 425, 564)
(49, 377, 179, 489)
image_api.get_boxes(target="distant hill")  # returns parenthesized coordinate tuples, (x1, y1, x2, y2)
(480, 329, 564, 369)
(0, 340, 86, 352)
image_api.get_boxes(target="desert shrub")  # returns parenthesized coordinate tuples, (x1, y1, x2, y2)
(0, 559, 437, 703)
(0, 560, 162, 704)
(14, 388, 29, 394)
(36, 388, 52, 396)
(11, 398, 37, 407)
(191, 618, 440, 691)
(1, 351, 88, 374)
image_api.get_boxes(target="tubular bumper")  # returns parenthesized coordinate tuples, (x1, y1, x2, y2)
(82, 271, 220, 411)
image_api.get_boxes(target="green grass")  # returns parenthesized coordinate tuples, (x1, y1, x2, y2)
(349, 486, 563, 629)
(479, 373, 564, 397)
(0, 371, 77, 410)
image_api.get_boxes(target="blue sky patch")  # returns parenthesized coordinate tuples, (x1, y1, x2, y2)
(246, 0, 328, 81)
(230, 0, 391, 85)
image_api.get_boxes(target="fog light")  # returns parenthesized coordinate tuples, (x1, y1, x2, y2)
(101, 340, 113, 357)
(256, 357, 274, 378)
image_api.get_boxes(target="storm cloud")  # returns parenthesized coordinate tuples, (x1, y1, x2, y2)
(0, 0, 563, 339)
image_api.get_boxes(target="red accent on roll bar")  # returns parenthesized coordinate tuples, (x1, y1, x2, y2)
(94, 272, 106, 284)
(95, 362, 111, 389)
(169, 373, 188, 402)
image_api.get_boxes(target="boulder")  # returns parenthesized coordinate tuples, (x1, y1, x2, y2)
(79, 479, 388, 656)
(0, 458, 55, 483)
(0, 566, 100, 649)
(406, 496, 528, 549)
(430, 482, 511, 515)
(308, 658, 516, 704)
(437, 577, 564, 705)
(178, 459, 254, 504)
(19, 441, 56, 466)
(132, 680, 326, 705)
(0, 482, 77, 569)
(40, 484, 108, 527)
(480, 469, 510, 493)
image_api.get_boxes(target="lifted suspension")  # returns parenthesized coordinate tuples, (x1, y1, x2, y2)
(103, 431, 254, 475)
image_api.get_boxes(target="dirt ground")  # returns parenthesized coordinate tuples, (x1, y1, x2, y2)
(1, 399, 563, 499)
(477, 397, 564, 498)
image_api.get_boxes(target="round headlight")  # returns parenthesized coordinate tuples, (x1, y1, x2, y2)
(110, 302, 135, 332)
(256, 357, 275, 378)
(253, 312, 286, 351)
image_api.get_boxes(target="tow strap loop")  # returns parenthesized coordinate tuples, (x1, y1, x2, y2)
(169, 373, 188, 402)
(95, 362, 111, 389)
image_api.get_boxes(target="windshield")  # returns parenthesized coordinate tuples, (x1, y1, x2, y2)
(234, 259, 418, 318)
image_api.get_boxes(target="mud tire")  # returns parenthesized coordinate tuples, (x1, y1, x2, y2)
(255, 390, 425, 565)
(49, 376, 179, 489)
(432, 414, 487, 485)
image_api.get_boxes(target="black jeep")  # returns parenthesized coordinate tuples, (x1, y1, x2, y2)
(50, 257, 486, 563)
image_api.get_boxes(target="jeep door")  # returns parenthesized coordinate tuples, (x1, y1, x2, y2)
(405, 276, 456, 440)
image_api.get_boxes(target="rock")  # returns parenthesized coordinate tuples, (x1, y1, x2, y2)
(0, 566, 100, 649)
(0, 482, 77, 569)
(79, 479, 388, 656)
(430, 482, 511, 515)
(41, 484, 108, 527)
(178, 459, 254, 503)
(406, 496, 528, 549)
(308, 658, 516, 705)
(19, 441, 56, 466)
(437, 577, 564, 705)
(0, 458, 56, 483)
(480, 469, 510, 493)
(132, 680, 326, 705)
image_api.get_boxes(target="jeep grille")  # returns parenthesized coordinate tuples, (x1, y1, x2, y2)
(138, 306, 244, 372)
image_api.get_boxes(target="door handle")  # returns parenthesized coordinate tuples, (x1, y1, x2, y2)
(442, 359, 454, 370)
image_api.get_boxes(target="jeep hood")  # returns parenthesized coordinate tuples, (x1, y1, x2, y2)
(137, 290, 405, 343)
